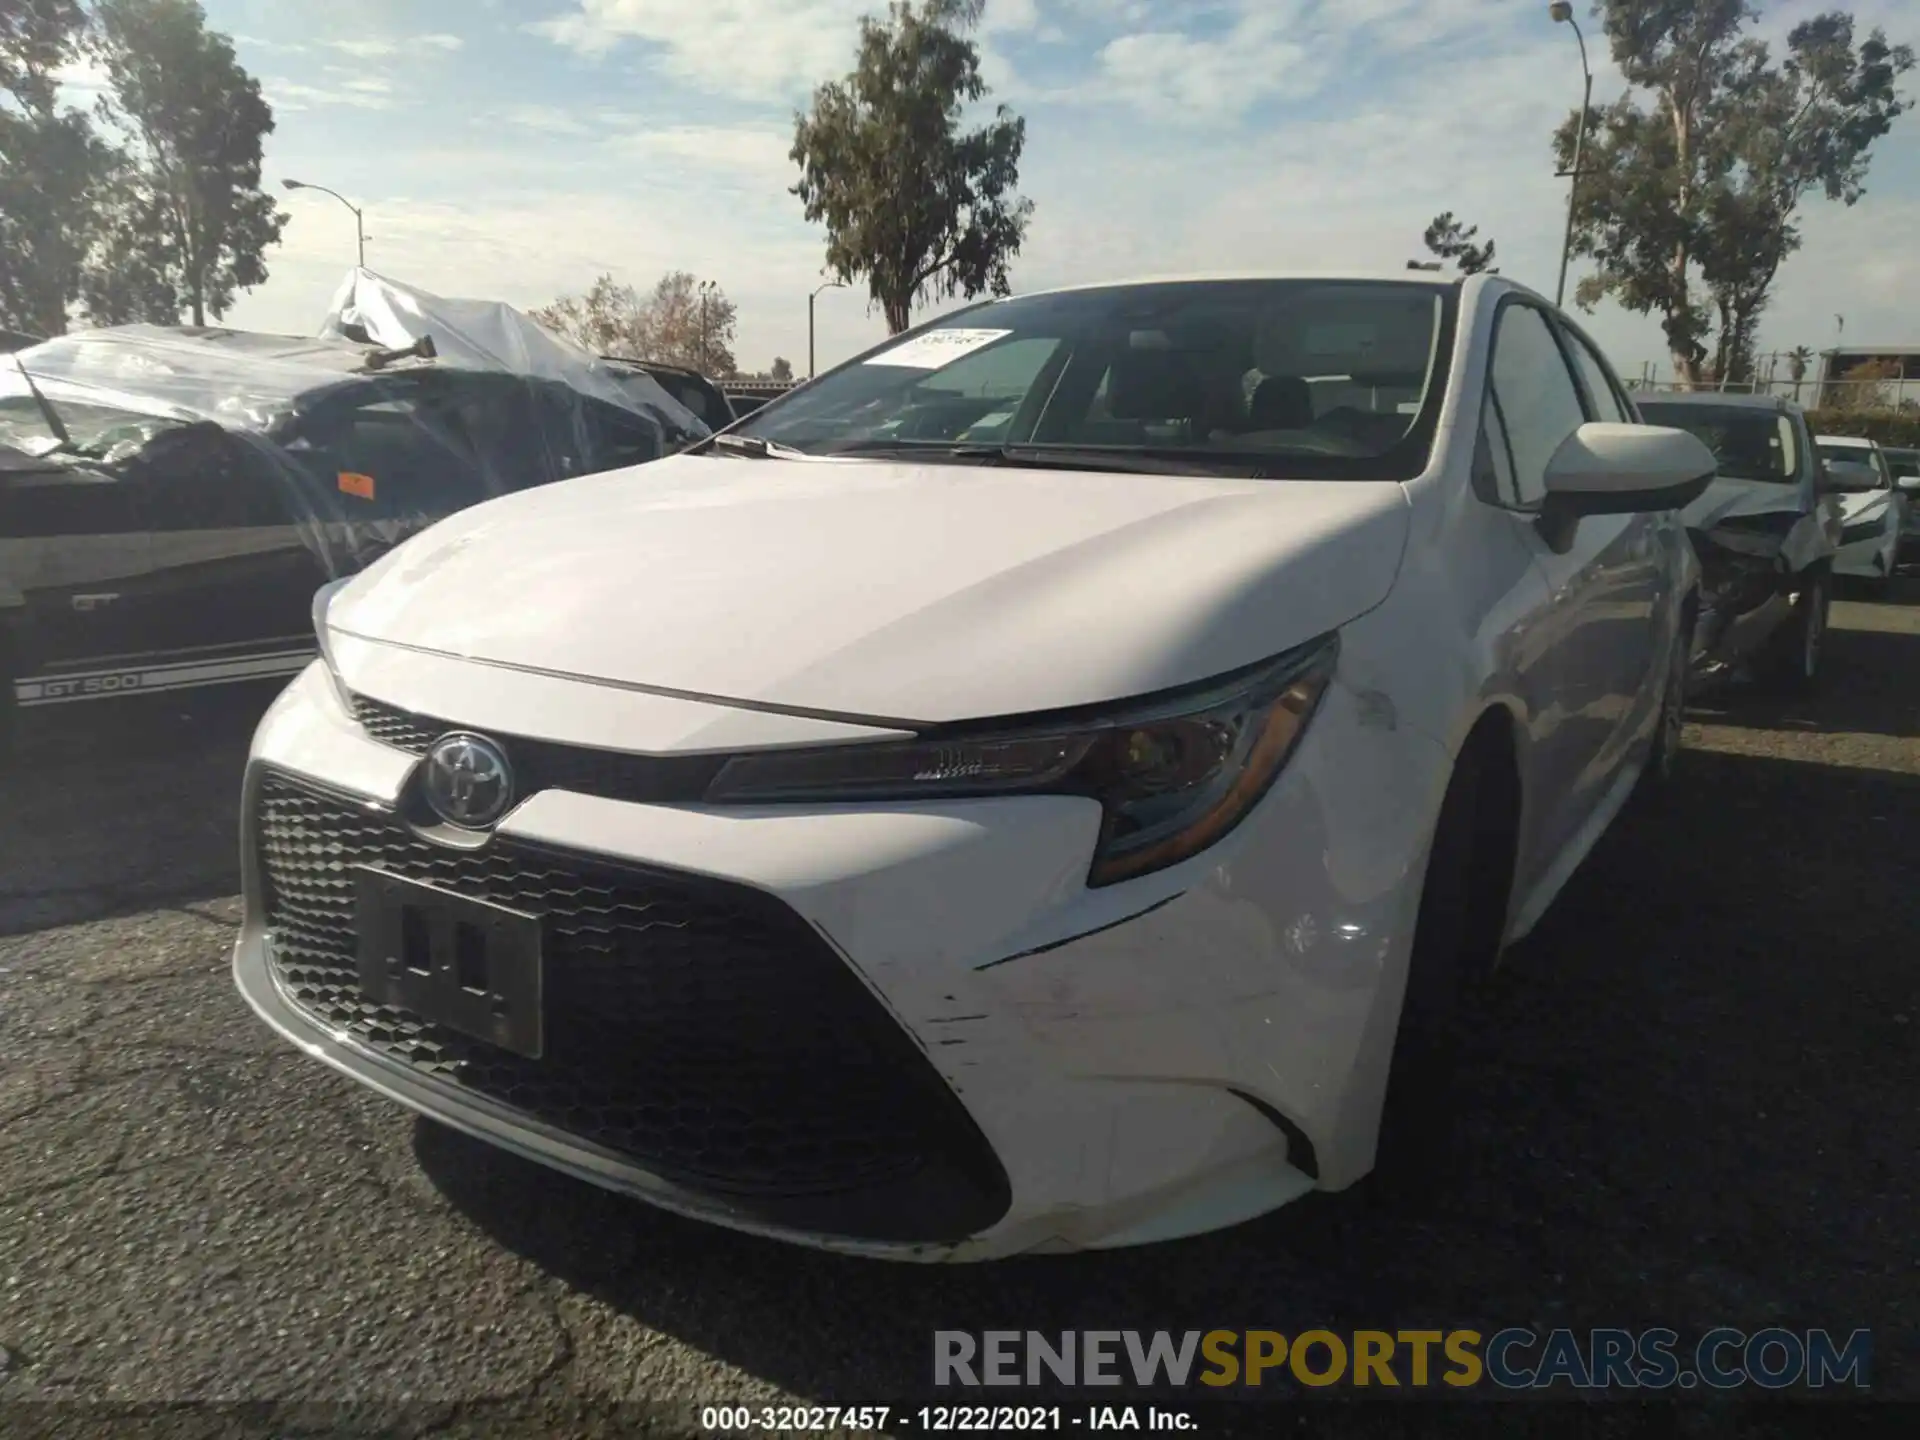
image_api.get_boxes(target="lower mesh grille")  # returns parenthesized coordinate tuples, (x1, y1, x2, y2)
(255, 770, 1010, 1242)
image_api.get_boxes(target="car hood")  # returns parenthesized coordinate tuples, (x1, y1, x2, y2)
(1836, 488, 1892, 523)
(329, 453, 1410, 724)
(1681, 475, 1807, 530)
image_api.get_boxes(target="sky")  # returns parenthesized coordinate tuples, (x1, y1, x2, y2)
(67, 0, 1920, 379)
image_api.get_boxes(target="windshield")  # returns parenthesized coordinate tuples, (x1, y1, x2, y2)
(0, 382, 189, 460)
(734, 279, 1454, 480)
(1817, 441, 1888, 485)
(1638, 403, 1799, 484)
(1886, 448, 1919, 480)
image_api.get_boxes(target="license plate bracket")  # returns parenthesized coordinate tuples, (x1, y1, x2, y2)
(354, 867, 545, 1060)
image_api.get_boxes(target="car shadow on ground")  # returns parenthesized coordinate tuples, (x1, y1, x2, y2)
(416, 729, 1920, 1403)
(0, 682, 277, 936)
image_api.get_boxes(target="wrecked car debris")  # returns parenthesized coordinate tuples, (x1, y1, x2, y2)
(1638, 392, 1841, 692)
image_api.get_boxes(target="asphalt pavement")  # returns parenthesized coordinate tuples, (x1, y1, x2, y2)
(1, 587, 1916, 1438)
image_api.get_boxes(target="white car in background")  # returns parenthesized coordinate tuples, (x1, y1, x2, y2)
(236, 273, 1714, 1260)
(1887, 446, 1920, 572)
(1816, 434, 1905, 594)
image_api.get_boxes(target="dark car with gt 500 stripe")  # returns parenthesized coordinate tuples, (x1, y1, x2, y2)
(1, 323, 706, 753)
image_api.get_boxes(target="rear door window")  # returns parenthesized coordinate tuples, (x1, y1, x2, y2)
(289, 391, 487, 519)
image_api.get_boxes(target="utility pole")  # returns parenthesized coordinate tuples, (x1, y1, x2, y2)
(1550, 3, 1593, 310)
(810, 279, 847, 379)
(282, 179, 367, 268)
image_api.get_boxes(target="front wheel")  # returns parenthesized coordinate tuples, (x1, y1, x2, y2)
(1373, 740, 1514, 1194)
(1762, 571, 1829, 693)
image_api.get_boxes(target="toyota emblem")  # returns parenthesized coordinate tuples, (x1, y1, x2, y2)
(421, 732, 515, 829)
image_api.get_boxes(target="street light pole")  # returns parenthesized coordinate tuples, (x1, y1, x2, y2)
(1550, 2, 1593, 310)
(809, 279, 847, 379)
(282, 178, 366, 267)
(697, 278, 719, 375)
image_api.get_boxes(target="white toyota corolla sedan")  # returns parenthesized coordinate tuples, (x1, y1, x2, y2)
(235, 273, 1715, 1261)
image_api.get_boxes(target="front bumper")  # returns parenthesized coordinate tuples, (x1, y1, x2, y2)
(235, 655, 1445, 1260)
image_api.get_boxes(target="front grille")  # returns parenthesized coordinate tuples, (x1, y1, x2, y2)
(352, 696, 440, 752)
(347, 693, 722, 805)
(256, 770, 1011, 1243)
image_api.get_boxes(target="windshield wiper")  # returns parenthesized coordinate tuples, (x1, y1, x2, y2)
(853, 441, 1265, 477)
(698, 432, 811, 460)
(10, 352, 70, 451)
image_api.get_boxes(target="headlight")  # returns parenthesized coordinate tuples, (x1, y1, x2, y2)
(311, 577, 354, 710)
(705, 634, 1337, 887)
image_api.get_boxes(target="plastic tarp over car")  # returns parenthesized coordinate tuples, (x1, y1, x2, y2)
(319, 269, 705, 437)
(0, 269, 710, 579)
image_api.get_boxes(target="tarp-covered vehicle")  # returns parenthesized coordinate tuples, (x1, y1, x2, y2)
(1639, 391, 1842, 692)
(603, 356, 737, 431)
(1, 271, 707, 740)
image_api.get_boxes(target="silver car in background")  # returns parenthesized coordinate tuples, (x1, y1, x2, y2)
(1638, 392, 1841, 691)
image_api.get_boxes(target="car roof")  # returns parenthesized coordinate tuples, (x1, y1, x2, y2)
(1635, 389, 1797, 414)
(1007, 270, 1467, 300)
(603, 356, 721, 384)
(126, 325, 433, 375)
(1813, 433, 1878, 447)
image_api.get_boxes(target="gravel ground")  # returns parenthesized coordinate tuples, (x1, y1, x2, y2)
(0, 586, 1915, 1438)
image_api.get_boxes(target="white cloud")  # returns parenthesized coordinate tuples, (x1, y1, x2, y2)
(264, 78, 398, 112)
(233, 35, 311, 55)
(496, 104, 593, 137)
(326, 38, 398, 59)
(980, 0, 1041, 33)
(607, 124, 797, 190)
(529, 1, 874, 101)
(325, 34, 467, 60)
(1091, 25, 1312, 123)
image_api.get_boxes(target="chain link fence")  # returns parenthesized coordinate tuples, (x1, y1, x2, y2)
(1623, 353, 1919, 413)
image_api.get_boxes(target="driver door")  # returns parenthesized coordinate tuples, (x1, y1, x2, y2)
(1482, 302, 1663, 885)
(0, 461, 154, 708)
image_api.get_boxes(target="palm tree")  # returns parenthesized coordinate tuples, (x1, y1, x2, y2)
(1786, 346, 1815, 404)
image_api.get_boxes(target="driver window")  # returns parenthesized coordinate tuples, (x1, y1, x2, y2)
(133, 423, 291, 529)
(1488, 304, 1588, 510)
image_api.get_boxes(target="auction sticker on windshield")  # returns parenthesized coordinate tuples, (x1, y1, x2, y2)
(864, 328, 1013, 369)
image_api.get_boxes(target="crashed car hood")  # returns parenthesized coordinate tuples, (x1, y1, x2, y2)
(330, 453, 1410, 723)
(1681, 476, 1806, 530)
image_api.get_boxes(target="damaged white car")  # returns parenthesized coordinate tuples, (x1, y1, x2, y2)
(1638, 392, 1842, 690)
(1816, 433, 1905, 595)
(235, 273, 1715, 1260)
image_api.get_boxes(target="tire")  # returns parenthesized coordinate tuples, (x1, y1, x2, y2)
(1373, 738, 1514, 1194)
(1761, 570, 1829, 694)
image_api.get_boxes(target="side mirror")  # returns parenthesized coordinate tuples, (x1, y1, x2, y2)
(1823, 459, 1882, 493)
(1895, 475, 1920, 495)
(1537, 423, 1716, 551)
